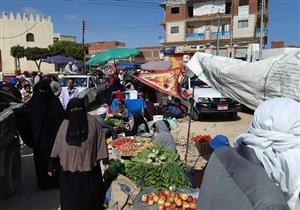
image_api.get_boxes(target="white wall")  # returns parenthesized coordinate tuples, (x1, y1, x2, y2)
(0, 12, 55, 74)
(193, 0, 225, 16)
(165, 21, 186, 42)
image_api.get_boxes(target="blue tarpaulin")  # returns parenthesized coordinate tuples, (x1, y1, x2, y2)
(111, 99, 145, 117)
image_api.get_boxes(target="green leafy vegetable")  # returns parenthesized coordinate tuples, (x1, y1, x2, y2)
(123, 145, 191, 191)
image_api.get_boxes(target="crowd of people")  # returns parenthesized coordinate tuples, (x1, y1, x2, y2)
(1, 69, 299, 210)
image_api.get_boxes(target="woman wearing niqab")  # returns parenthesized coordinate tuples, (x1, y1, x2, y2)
(48, 98, 109, 210)
(27, 80, 65, 189)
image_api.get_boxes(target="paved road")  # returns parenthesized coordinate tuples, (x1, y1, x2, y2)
(0, 106, 100, 210)
(0, 147, 60, 210)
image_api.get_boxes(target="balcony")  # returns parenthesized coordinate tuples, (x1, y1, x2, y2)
(256, 28, 268, 37)
(185, 31, 231, 41)
(160, 0, 186, 7)
(186, 13, 231, 23)
(159, 36, 165, 43)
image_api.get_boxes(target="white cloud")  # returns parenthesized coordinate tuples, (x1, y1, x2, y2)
(64, 14, 80, 21)
(22, 7, 43, 16)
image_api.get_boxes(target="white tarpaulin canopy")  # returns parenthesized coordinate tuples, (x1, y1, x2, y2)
(186, 51, 300, 110)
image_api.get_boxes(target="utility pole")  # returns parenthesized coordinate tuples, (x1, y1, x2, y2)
(259, 0, 265, 60)
(216, 13, 221, 56)
(82, 20, 86, 73)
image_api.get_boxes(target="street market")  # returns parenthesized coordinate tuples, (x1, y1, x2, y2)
(0, 1, 300, 210)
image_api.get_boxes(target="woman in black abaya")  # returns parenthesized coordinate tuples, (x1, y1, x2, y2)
(48, 98, 109, 210)
(27, 80, 65, 190)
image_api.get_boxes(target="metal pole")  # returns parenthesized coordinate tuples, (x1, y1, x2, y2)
(185, 87, 195, 164)
(229, 1, 234, 58)
(216, 13, 221, 56)
(82, 20, 86, 74)
(259, 0, 265, 60)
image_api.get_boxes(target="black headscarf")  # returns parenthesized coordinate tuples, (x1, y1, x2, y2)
(27, 80, 65, 148)
(126, 113, 149, 136)
(31, 80, 54, 118)
(66, 98, 88, 146)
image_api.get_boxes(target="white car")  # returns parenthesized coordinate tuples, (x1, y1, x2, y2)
(59, 75, 106, 107)
(179, 75, 241, 120)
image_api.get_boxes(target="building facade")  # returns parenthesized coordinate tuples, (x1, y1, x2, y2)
(160, 0, 269, 59)
(135, 46, 162, 61)
(53, 33, 76, 42)
(0, 11, 55, 74)
(87, 41, 126, 56)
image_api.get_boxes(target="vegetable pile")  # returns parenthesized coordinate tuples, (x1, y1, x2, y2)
(112, 137, 153, 156)
(192, 135, 212, 143)
(141, 191, 197, 210)
(104, 118, 125, 129)
(111, 137, 135, 147)
(124, 144, 191, 190)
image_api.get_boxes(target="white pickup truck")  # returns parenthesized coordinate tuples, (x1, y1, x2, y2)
(59, 75, 106, 107)
(179, 75, 241, 120)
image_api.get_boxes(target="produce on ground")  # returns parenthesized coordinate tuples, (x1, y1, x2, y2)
(106, 137, 113, 145)
(113, 136, 153, 156)
(111, 137, 136, 147)
(104, 118, 125, 129)
(124, 145, 191, 191)
(192, 135, 212, 143)
(141, 191, 197, 210)
(115, 143, 141, 156)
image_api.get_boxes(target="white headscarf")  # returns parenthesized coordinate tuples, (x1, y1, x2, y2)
(235, 98, 300, 209)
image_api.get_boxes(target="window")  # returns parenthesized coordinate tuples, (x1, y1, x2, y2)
(26, 33, 34, 42)
(239, 0, 249, 6)
(238, 20, 248, 28)
(171, 7, 180, 14)
(188, 6, 193, 17)
(89, 78, 95, 88)
(225, 1, 232, 14)
(171, 26, 179, 34)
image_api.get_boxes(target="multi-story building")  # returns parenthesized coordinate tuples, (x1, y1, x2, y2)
(0, 11, 55, 73)
(159, 0, 269, 59)
(136, 46, 162, 61)
(87, 41, 126, 56)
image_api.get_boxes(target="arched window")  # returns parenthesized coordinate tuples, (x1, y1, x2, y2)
(26, 33, 34, 42)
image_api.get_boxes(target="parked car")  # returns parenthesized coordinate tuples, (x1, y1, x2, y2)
(179, 75, 241, 120)
(0, 90, 23, 196)
(59, 75, 106, 108)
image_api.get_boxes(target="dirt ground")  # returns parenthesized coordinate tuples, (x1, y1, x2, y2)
(90, 107, 253, 169)
(172, 112, 253, 169)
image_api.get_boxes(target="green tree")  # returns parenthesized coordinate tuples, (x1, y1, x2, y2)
(25, 47, 50, 71)
(10, 45, 26, 71)
(49, 41, 84, 61)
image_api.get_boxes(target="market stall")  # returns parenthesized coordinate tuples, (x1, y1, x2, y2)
(111, 98, 145, 117)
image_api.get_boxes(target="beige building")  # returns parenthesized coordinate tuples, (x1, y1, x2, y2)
(53, 33, 76, 42)
(0, 11, 54, 74)
(160, 0, 269, 59)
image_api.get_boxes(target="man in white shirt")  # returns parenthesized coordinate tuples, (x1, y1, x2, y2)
(59, 78, 79, 109)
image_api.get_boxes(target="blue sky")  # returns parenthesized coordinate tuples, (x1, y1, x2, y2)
(1, 0, 299, 47)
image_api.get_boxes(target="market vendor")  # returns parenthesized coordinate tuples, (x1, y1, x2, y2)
(197, 98, 300, 210)
(105, 78, 124, 104)
(153, 120, 176, 152)
(125, 114, 150, 136)
(96, 106, 117, 139)
(113, 99, 129, 120)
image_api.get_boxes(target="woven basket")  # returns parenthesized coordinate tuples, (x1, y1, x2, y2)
(195, 141, 213, 157)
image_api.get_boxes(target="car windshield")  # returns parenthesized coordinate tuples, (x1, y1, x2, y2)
(59, 78, 87, 88)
